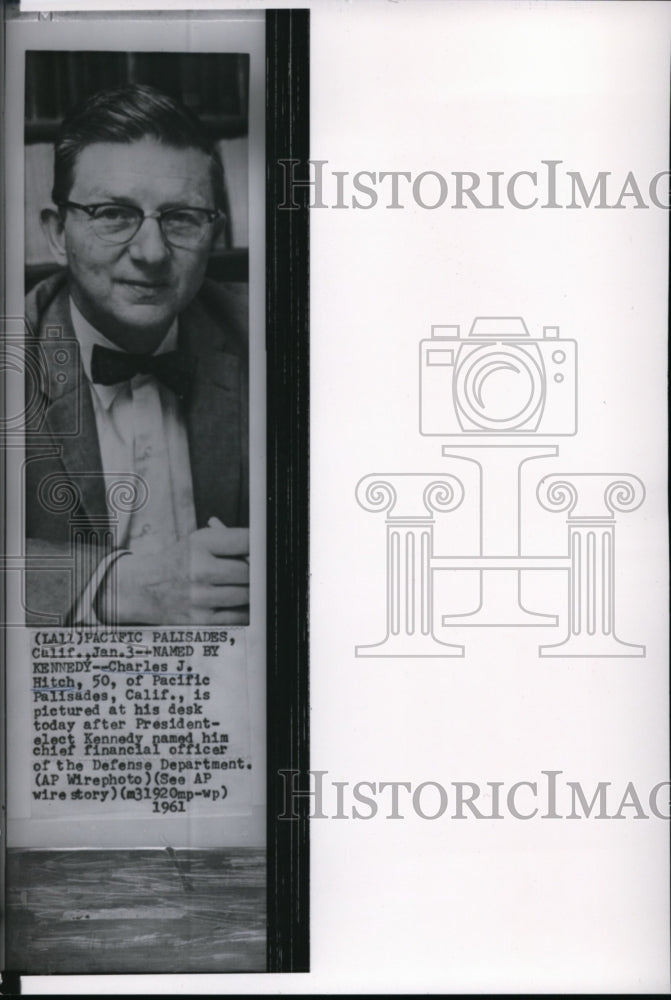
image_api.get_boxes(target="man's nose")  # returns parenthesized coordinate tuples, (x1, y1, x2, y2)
(127, 216, 170, 265)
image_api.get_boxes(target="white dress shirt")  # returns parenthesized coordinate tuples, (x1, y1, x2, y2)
(70, 299, 197, 620)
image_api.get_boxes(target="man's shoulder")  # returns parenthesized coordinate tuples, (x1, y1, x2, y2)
(197, 277, 248, 320)
(25, 270, 70, 338)
(182, 278, 248, 358)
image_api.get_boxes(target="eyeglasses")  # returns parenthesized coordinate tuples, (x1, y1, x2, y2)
(58, 201, 220, 250)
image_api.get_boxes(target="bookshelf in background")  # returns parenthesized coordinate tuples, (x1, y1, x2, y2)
(25, 51, 249, 142)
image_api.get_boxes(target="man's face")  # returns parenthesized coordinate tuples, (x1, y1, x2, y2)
(58, 137, 219, 350)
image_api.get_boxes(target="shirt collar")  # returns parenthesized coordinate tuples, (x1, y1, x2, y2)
(69, 298, 178, 410)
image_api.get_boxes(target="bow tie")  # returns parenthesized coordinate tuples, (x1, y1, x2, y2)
(90, 344, 194, 400)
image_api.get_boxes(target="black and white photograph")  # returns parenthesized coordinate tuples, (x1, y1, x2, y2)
(1, 7, 309, 984)
(23, 51, 251, 628)
(2, 0, 669, 996)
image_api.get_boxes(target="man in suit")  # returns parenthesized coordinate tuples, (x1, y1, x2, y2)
(24, 84, 249, 626)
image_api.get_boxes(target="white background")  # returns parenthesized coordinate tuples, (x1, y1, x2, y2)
(18, 0, 671, 994)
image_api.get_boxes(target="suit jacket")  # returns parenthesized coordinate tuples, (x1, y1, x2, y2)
(23, 271, 248, 625)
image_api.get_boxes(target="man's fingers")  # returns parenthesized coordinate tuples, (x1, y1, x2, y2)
(191, 554, 249, 586)
(197, 524, 249, 558)
(189, 584, 249, 609)
(206, 608, 250, 625)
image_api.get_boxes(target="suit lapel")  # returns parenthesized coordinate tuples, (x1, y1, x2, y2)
(38, 288, 109, 527)
(179, 299, 246, 528)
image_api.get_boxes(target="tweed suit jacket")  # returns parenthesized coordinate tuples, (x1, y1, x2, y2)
(23, 271, 248, 625)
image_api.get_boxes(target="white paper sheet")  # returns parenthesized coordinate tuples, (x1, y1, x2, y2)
(18, 0, 671, 994)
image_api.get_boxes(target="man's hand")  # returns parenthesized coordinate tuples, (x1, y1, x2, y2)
(99, 521, 250, 625)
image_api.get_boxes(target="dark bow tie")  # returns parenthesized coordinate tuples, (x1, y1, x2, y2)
(90, 344, 194, 400)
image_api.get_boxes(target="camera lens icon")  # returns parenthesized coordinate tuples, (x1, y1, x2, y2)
(455, 345, 544, 431)
(0, 321, 50, 435)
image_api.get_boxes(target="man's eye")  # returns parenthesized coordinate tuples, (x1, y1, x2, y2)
(93, 205, 136, 222)
(167, 209, 204, 226)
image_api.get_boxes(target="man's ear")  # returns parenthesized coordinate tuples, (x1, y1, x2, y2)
(40, 207, 69, 264)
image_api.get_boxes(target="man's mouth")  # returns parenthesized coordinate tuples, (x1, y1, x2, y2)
(117, 279, 170, 289)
